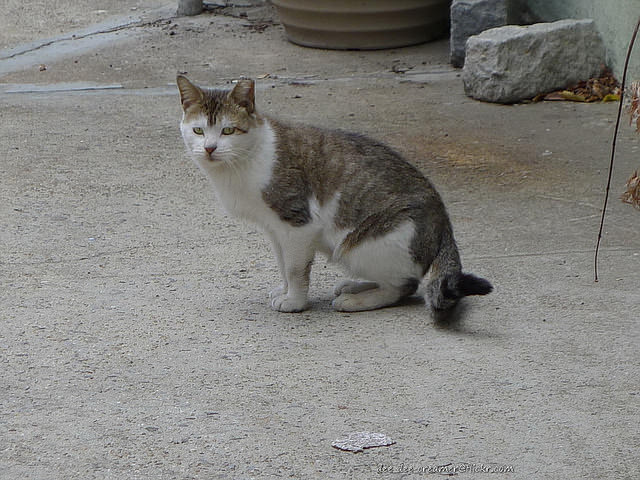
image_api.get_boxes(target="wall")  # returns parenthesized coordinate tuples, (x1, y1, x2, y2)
(512, 0, 640, 82)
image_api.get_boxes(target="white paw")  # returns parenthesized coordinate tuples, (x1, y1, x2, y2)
(269, 285, 287, 299)
(271, 294, 308, 313)
(332, 293, 361, 312)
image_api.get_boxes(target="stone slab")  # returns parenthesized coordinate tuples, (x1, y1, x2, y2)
(462, 19, 606, 103)
(450, 0, 508, 68)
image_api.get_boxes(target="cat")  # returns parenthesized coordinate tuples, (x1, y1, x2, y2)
(177, 75, 492, 313)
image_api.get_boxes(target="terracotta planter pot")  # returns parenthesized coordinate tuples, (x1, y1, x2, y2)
(272, 0, 450, 50)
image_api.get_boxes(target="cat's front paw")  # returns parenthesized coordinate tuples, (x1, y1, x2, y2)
(269, 285, 287, 300)
(271, 294, 308, 313)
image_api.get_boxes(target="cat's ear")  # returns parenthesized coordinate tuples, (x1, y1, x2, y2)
(177, 75, 203, 111)
(229, 79, 255, 114)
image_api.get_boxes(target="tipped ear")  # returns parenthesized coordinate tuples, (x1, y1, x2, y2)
(177, 75, 203, 111)
(229, 79, 255, 114)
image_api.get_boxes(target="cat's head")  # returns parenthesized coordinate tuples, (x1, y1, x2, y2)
(177, 75, 262, 168)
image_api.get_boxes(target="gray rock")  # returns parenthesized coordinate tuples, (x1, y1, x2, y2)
(176, 0, 202, 16)
(450, 0, 508, 68)
(462, 19, 606, 103)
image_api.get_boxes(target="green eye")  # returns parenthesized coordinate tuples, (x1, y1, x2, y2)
(221, 126, 236, 135)
(193, 127, 204, 135)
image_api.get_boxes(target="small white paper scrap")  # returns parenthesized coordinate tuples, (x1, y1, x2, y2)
(331, 432, 395, 453)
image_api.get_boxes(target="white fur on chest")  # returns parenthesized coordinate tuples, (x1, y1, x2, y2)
(206, 123, 279, 226)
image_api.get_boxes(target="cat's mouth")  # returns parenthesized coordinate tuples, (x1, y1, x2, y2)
(204, 152, 221, 163)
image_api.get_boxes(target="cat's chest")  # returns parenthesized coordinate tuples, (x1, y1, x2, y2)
(219, 191, 273, 226)
(206, 124, 280, 225)
(210, 160, 277, 225)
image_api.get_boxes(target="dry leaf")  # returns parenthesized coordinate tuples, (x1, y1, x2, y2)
(535, 68, 620, 103)
(602, 93, 620, 102)
(559, 90, 587, 102)
(621, 170, 640, 209)
(541, 91, 567, 101)
(629, 82, 640, 132)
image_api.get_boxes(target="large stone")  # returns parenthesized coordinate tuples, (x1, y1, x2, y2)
(450, 0, 507, 68)
(462, 19, 606, 103)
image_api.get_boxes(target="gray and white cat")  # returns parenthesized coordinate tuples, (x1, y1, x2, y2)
(177, 76, 492, 313)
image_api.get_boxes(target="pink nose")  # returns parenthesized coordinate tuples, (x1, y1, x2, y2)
(205, 145, 217, 154)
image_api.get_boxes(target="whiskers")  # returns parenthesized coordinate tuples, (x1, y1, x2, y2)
(216, 145, 253, 162)
(226, 146, 257, 177)
(193, 144, 255, 178)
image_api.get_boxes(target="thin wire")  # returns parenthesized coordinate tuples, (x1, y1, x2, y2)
(594, 17, 640, 282)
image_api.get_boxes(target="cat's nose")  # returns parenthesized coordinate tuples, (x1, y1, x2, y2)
(205, 145, 217, 154)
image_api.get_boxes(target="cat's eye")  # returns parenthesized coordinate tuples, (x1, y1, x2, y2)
(221, 126, 236, 135)
(193, 127, 204, 135)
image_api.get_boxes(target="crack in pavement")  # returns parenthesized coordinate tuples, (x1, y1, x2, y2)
(0, 2, 272, 66)
(0, 18, 171, 61)
(0, 5, 176, 77)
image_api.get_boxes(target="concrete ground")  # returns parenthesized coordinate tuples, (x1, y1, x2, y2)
(1, 2, 639, 479)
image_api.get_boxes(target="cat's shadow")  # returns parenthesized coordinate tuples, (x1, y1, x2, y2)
(395, 295, 426, 309)
(393, 295, 474, 332)
(431, 301, 467, 327)
(309, 293, 489, 335)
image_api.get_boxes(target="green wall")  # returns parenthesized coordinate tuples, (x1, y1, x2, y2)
(517, 0, 640, 82)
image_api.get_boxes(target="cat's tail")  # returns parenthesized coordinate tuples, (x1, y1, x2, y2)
(425, 225, 493, 311)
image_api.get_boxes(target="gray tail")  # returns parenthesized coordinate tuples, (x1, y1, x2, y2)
(426, 226, 493, 311)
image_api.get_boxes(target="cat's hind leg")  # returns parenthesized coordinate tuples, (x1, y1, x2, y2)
(332, 221, 423, 312)
(333, 280, 378, 296)
(332, 282, 417, 312)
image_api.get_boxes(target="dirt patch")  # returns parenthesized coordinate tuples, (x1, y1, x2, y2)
(394, 131, 559, 191)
